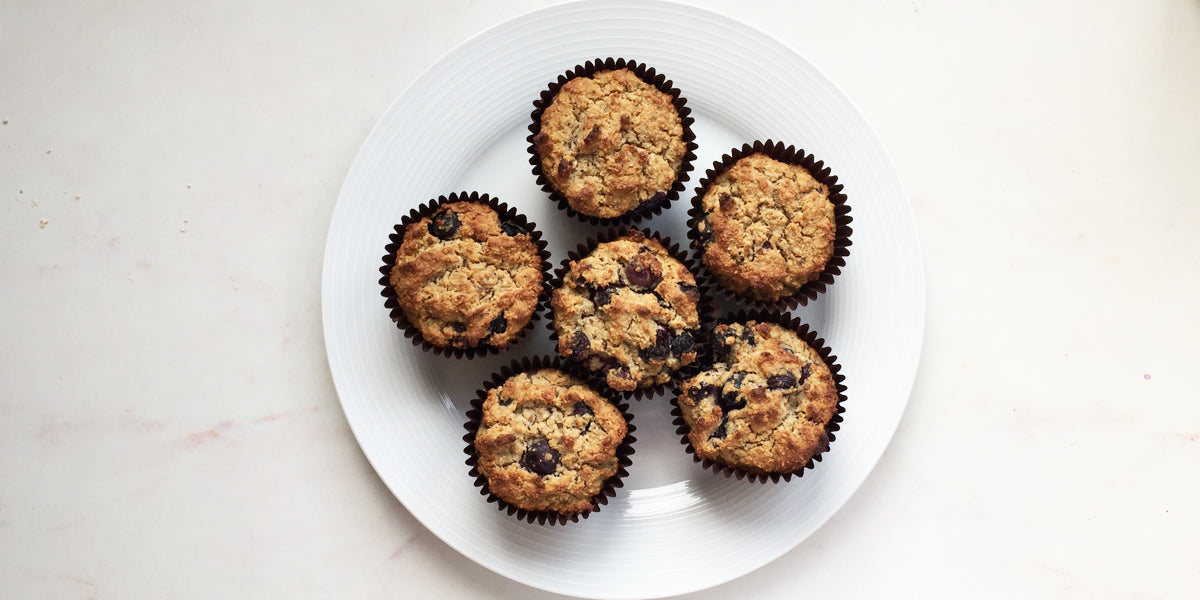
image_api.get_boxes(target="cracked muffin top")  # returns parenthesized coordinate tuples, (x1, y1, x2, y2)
(676, 320, 838, 475)
(473, 368, 628, 515)
(551, 231, 702, 392)
(388, 200, 543, 350)
(694, 153, 836, 301)
(533, 68, 687, 219)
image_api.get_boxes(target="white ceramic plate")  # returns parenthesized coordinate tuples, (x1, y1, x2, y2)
(322, 1, 924, 598)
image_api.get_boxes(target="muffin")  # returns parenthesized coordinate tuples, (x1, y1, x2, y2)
(676, 319, 840, 477)
(470, 367, 629, 518)
(531, 61, 692, 221)
(693, 147, 841, 303)
(383, 195, 545, 353)
(551, 230, 704, 393)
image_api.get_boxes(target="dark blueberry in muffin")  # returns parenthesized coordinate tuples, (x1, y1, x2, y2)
(572, 401, 593, 417)
(712, 330, 734, 364)
(624, 256, 662, 290)
(449, 322, 469, 347)
(500, 220, 527, 236)
(569, 331, 591, 358)
(767, 373, 797, 390)
(718, 390, 746, 414)
(519, 438, 560, 476)
(488, 315, 508, 335)
(737, 325, 758, 344)
(639, 326, 675, 362)
(729, 371, 747, 388)
(610, 365, 633, 382)
(800, 363, 812, 385)
(671, 331, 695, 357)
(591, 285, 617, 308)
(428, 209, 461, 240)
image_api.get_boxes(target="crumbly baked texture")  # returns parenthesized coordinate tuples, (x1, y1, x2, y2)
(533, 68, 687, 219)
(389, 201, 542, 349)
(696, 153, 836, 301)
(473, 368, 627, 515)
(551, 231, 702, 392)
(677, 320, 838, 475)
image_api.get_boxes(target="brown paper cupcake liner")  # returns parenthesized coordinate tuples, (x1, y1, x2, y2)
(669, 309, 847, 483)
(378, 191, 553, 359)
(461, 354, 636, 525)
(686, 140, 853, 310)
(527, 57, 699, 227)
(545, 228, 716, 400)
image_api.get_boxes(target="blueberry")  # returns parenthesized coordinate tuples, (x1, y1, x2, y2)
(487, 316, 506, 336)
(500, 221, 527, 236)
(593, 356, 621, 373)
(730, 371, 747, 388)
(519, 438, 560, 476)
(624, 257, 661, 290)
(449, 322, 468, 347)
(639, 326, 675, 362)
(591, 285, 617, 308)
(695, 382, 720, 400)
(711, 329, 734, 364)
(718, 390, 746, 413)
(671, 331, 695, 357)
(572, 401, 593, 417)
(568, 330, 591, 358)
(427, 209, 460, 240)
(767, 373, 797, 390)
(799, 363, 812, 385)
(737, 324, 757, 344)
(614, 362, 633, 381)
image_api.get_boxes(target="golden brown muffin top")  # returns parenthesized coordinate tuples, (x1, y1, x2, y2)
(534, 69, 687, 219)
(696, 153, 835, 301)
(473, 368, 627, 515)
(389, 201, 542, 349)
(677, 320, 838, 475)
(551, 231, 701, 392)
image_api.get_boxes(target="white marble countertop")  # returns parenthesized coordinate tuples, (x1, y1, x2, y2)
(3, 1, 1198, 597)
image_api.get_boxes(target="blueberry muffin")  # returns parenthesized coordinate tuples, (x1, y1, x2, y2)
(387, 200, 543, 350)
(695, 153, 836, 302)
(551, 231, 703, 392)
(676, 320, 839, 475)
(533, 68, 688, 219)
(472, 368, 628, 516)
